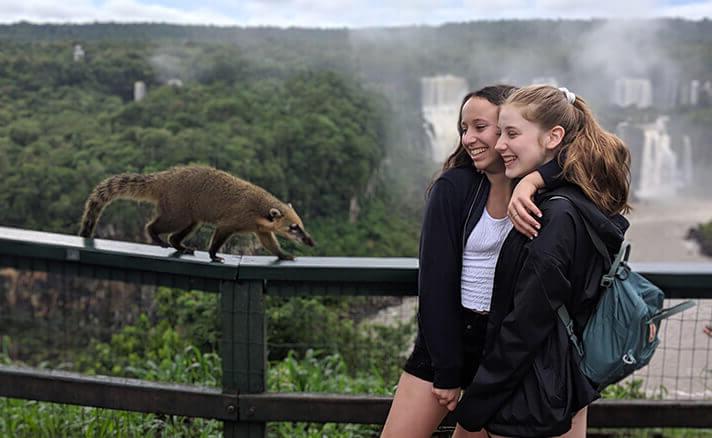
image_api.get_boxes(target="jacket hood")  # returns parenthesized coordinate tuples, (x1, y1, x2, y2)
(541, 184, 629, 254)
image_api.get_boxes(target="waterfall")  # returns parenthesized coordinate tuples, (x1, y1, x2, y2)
(636, 117, 679, 199)
(690, 80, 700, 106)
(613, 78, 652, 108)
(421, 75, 469, 163)
(618, 116, 695, 200)
(681, 135, 694, 186)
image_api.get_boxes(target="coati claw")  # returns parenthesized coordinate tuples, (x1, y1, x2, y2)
(278, 254, 295, 261)
(210, 255, 224, 263)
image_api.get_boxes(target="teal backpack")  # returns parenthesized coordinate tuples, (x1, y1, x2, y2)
(549, 196, 696, 390)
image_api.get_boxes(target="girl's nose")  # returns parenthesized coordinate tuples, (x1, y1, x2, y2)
(494, 138, 506, 153)
(463, 132, 477, 145)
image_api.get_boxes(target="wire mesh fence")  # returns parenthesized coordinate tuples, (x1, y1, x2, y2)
(1, 260, 712, 437)
(618, 298, 712, 400)
(2, 265, 711, 399)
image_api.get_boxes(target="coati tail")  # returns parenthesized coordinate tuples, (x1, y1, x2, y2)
(78, 173, 158, 237)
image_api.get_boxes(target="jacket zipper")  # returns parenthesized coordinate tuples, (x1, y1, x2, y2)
(462, 178, 484, 249)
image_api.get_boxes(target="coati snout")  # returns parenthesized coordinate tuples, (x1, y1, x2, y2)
(267, 207, 316, 249)
(78, 165, 315, 262)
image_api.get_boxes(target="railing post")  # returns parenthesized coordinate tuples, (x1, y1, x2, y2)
(221, 279, 266, 438)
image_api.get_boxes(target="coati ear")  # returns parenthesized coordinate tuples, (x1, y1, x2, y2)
(269, 208, 282, 221)
(287, 202, 293, 209)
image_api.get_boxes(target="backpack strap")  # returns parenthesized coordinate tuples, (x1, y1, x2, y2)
(649, 300, 696, 325)
(545, 194, 615, 359)
(556, 305, 585, 358)
(600, 241, 631, 288)
(547, 195, 621, 287)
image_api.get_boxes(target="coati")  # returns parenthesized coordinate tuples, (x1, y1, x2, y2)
(78, 165, 315, 262)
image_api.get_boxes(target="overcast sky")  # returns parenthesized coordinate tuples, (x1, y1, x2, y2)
(0, 0, 710, 27)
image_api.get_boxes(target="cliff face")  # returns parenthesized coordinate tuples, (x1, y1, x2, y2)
(0, 268, 155, 362)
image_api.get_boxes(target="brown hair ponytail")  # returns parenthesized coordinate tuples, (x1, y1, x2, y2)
(563, 98, 631, 215)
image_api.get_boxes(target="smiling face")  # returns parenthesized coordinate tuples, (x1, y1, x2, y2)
(495, 104, 561, 179)
(460, 97, 505, 174)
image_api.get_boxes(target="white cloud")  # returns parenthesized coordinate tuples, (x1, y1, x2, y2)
(0, 0, 238, 25)
(536, 0, 659, 18)
(658, 0, 712, 19)
(0, 0, 709, 27)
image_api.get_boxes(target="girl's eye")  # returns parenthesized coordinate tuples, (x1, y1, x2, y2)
(476, 125, 487, 131)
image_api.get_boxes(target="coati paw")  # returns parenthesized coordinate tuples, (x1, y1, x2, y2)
(278, 254, 295, 261)
(210, 255, 224, 263)
(177, 247, 195, 255)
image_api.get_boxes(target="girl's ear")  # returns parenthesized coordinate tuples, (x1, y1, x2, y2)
(545, 125, 565, 150)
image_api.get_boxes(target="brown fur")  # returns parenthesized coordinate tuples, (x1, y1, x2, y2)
(79, 165, 315, 262)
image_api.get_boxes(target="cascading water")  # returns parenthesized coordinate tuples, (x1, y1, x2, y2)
(621, 116, 693, 200)
(421, 75, 469, 163)
(613, 78, 653, 108)
(638, 117, 678, 198)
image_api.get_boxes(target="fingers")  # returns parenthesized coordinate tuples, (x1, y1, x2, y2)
(704, 325, 712, 337)
(509, 198, 541, 239)
(432, 388, 460, 411)
(509, 180, 543, 240)
(437, 395, 457, 411)
(648, 322, 657, 343)
(520, 196, 542, 219)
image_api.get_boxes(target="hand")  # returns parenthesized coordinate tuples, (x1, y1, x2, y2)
(432, 387, 461, 412)
(509, 176, 543, 239)
(704, 325, 712, 337)
(648, 322, 657, 342)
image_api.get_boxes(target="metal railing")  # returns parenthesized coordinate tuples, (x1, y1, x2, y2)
(1, 225, 712, 437)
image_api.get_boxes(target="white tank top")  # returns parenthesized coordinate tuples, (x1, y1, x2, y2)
(460, 208, 513, 312)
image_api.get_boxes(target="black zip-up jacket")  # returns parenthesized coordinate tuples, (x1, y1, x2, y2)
(418, 160, 563, 389)
(418, 166, 490, 388)
(456, 184, 629, 436)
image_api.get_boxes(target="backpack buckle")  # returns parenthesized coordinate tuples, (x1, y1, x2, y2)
(572, 339, 584, 357)
(617, 263, 630, 280)
(600, 275, 614, 288)
(564, 319, 585, 357)
(622, 352, 637, 365)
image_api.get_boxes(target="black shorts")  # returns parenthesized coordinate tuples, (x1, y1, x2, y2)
(403, 309, 488, 389)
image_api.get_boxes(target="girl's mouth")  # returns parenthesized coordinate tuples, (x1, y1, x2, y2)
(468, 147, 488, 159)
(502, 155, 517, 167)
